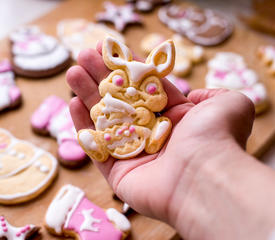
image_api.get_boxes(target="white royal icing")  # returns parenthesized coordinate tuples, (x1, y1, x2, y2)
(80, 208, 101, 232)
(106, 208, 131, 232)
(45, 184, 84, 234)
(126, 87, 138, 96)
(78, 130, 98, 151)
(154, 121, 170, 140)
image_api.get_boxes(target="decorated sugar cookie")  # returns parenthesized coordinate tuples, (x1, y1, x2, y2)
(77, 36, 174, 162)
(158, 4, 233, 46)
(206, 52, 268, 114)
(258, 45, 275, 75)
(96, 2, 143, 32)
(126, 0, 172, 12)
(0, 128, 58, 204)
(31, 96, 87, 168)
(0, 216, 40, 240)
(57, 19, 125, 60)
(10, 26, 71, 78)
(141, 34, 204, 77)
(0, 60, 21, 112)
(45, 184, 131, 240)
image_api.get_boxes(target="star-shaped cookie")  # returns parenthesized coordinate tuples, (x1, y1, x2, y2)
(96, 1, 142, 32)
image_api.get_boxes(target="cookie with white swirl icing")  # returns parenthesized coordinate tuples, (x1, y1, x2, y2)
(77, 36, 174, 162)
(45, 184, 131, 240)
(10, 26, 71, 78)
(0, 128, 58, 204)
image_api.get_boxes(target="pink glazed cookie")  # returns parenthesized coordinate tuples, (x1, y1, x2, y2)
(0, 60, 22, 112)
(31, 96, 87, 168)
(0, 216, 40, 240)
(45, 184, 131, 240)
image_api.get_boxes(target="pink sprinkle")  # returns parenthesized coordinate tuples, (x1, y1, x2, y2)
(1, 223, 6, 227)
(129, 126, 135, 133)
(26, 225, 30, 231)
(147, 85, 156, 94)
(16, 232, 21, 237)
(115, 77, 124, 86)
(21, 228, 26, 233)
(214, 71, 227, 80)
(0, 216, 4, 221)
(117, 129, 124, 135)
(104, 133, 111, 141)
(3, 227, 7, 232)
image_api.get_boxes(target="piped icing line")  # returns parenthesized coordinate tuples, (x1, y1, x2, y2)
(0, 128, 58, 201)
(106, 208, 131, 232)
(0, 216, 38, 240)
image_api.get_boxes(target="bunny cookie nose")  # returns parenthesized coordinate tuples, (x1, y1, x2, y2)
(126, 87, 138, 96)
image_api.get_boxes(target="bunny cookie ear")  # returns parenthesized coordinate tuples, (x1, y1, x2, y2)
(103, 36, 133, 70)
(146, 39, 175, 78)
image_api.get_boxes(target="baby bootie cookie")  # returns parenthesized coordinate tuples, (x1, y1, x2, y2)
(0, 128, 58, 205)
(158, 4, 233, 46)
(78, 36, 174, 162)
(31, 96, 87, 168)
(141, 34, 204, 77)
(10, 26, 71, 78)
(57, 19, 125, 60)
(45, 184, 131, 240)
(0, 216, 40, 240)
(0, 60, 21, 112)
(126, 0, 172, 12)
(258, 45, 275, 75)
(96, 2, 143, 32)
(206, 52, 268, 114)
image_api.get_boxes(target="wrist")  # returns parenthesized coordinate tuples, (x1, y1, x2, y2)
(167, 138, 275, 240)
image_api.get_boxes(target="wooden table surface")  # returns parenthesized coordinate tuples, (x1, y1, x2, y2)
(1, 0, 275, 239)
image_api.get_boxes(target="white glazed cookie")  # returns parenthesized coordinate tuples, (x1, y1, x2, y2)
(0, 216, 40, 240)
(206, 52, 268, 114)
(0, 128, 58, 204)
(10, 26, 71, 78)
(45, 184, 131, 240)
(57, 19, 125, 60)
(141, 33, 204, 76)
(0, 60, 22, 112)
(77, 36, 174, 162)
(258, 45, 275, 75)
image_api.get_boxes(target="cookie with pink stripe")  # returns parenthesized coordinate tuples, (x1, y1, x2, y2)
(258, 45, 275, 75)
(45, 184, 131, 240)
(0, 60, 22, 112)
(96, 2, 142, 32)
(31, 96, 87, 168)
(206, 52, 268, 114)
(0, 216, 40, 240)
(10, 26, 71, 78)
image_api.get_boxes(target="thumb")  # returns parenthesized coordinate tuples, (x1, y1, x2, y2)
(187, 88, 229, 104)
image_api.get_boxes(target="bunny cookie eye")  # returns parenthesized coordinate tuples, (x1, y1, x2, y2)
(146, 83, 157, 95)
(112, 75, 124, 86)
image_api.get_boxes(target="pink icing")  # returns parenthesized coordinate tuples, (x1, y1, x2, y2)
(115, 78, 123, 86)
(58, 140, 86, 161)
(146, 83, 157, 94)
(0, 143, 7, 149)
(214, 70, 227, 79)
(0, 60, 12, 73)
(9, 86, 21, 103)
(65, 197, 122, 240)
(129, 126, 135, 133)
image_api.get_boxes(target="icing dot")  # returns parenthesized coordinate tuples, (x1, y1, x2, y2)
(0, 216, 4, 221)
(1, 223, 6, 227)
(3, 227, 7, 232)
(40, 165, 49, 173)
(18, 153, 25, 159)
(9, 149, 17, 156)
(124, 130, 130, 137)
(34, 161, 41, 167)
(16, 232, 21, 237)
(26, 225, 30, 231)
(146, 83, 157, 94)
(104, 133, 111, 141)
(21, 228, 26, 233)
(129, 126, 135, 133)
(112, 75, 124, 86)
(126, 87, 137, 96)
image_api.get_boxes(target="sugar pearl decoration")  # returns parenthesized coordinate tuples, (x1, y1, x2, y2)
(146, 83, 157, 94)
(129, 126, 135, 133)
(112, 75, 124, 86)
(104, 133, 111, 141)
(124, 130, 130, 136)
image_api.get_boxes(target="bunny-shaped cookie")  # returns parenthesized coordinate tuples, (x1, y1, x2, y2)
(78, 36, 175, 162)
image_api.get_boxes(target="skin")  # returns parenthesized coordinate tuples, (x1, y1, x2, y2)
(67, 44, 275, 240)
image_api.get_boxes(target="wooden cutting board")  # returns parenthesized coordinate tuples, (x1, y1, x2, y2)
(0, 0, 275, 239)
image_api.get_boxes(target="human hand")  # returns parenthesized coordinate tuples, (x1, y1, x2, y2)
(67, 44, 260, 240)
